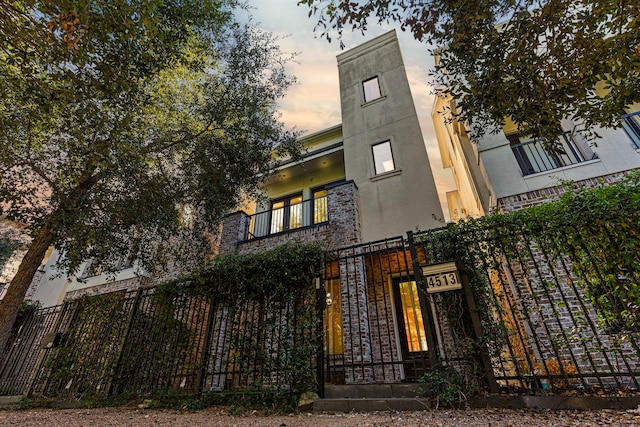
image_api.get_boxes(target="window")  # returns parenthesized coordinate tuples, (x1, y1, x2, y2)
(622, 111, 640, 149)
(363, 77, 381, 102)
(80, 255, 134, 279)
(270, 194, 303, 234)
(393, 279, 428, 353)
(372, 141, 396, 175)
(508, 132, 588, 176)
(312, 188, 328, 224)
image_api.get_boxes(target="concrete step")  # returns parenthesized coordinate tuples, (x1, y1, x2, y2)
(315, 384, 429, 413)
(313, 397, 431, 413)
(0, 396, 22, 407)
(323, 383, 424, 399)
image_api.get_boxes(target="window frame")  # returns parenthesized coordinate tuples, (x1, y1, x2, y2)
(362, 76, 382, 103)
(311, 186, 329, 225)
(622, 111, 640, 150)
(269, 193, 303, 234)
(508, 131, 588, 176)
(371, 140, 396, 175)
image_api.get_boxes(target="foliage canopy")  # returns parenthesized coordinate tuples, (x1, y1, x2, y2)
(299, 0, 640, 144)
(0, 0, 298, 352)
(1, 0, 298, 273)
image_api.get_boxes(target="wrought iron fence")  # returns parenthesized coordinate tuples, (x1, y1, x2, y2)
(0, 305, 61, 395)
(321, 237, 430, 385)
(2, 206, 640, 399)
(0, 283, 318, 398)
(412, 220, 640, 394)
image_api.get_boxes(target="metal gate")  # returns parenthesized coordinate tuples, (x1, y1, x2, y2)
(320, 237, 439, 385)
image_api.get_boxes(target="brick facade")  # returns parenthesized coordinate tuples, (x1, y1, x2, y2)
(497, 171, 637, 386)
(219, 181, 361, 255)
(497, 172, 629, 212)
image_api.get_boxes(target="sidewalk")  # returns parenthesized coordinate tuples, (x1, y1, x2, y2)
(0, 407, 638, 426)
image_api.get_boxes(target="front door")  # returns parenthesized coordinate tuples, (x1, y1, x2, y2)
(392, 277, 431, 380)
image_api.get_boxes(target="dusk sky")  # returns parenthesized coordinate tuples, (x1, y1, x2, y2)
(245, 0, 455, 216)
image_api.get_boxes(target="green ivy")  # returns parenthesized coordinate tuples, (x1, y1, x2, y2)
(413, 173, 640, 391)
(157, 242, 324, 301)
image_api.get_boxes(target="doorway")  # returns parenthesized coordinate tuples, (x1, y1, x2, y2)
(392, 277, 431, 380)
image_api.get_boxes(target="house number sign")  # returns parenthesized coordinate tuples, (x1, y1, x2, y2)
(422, 262, 462, 293)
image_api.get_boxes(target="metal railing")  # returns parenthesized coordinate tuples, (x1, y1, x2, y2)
(623, 111, 640, 149)
(246, 195, 328, 240)
(511, 132, 589, 176)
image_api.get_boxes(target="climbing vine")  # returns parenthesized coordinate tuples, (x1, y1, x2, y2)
(414, 173, 640, 394)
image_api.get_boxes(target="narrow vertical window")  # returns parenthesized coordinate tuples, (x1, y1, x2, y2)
(324, 278, 343, 355)
(313, 188, 328, 224)
(397, 280, 428, 353)
(363, 77, 381, 102)
(372, 141, 395, 175)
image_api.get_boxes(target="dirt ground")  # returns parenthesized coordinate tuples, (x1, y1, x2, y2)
(1, 407, 639, 426)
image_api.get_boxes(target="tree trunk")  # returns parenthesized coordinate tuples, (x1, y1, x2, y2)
(0, 224, 53, 355)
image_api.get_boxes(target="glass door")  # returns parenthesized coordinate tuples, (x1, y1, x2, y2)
(392, 277, 431, 380)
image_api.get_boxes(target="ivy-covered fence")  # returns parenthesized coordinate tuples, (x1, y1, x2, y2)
(412, 174, 640, 394)
(0, 243, 324, 400)
(1, 176, 640, 401)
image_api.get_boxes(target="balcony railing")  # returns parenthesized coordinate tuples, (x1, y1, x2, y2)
(246, 195, 328, 240)
(622, 111, 640, 149)
(511, 132, 591, 176)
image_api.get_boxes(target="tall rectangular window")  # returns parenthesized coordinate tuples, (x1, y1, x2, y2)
(397, 280, 428, 353)
(324, 278, 343, 355)
(372, 141, 395, 175)
(270, 194, 303, 234)
(363, 77, 381, 102)
(313, 188, 328, 224)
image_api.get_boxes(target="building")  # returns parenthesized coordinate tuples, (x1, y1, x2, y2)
(26, 31, 445, 331)
(220, 30, 443, 254)
(212, 30, 448, 385)
(4, 30, 447, 388)
(433, 92, 640, 219)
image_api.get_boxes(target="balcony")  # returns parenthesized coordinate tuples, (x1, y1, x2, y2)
(511, 132, 594, 176)
(622, 111, 640, 149)
(246, 195, 328, 241)
(219, 181, 359, 254)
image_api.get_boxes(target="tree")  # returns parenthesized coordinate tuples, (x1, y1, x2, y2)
(299, 0, 640, 144)
(0, 228, 20, 271)
(0, 0, 298, 353)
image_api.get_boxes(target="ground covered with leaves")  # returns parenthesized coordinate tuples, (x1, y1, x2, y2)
(1, 407, 639, 426)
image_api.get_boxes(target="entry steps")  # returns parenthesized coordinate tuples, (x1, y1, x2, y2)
(313, 384, 431, 413)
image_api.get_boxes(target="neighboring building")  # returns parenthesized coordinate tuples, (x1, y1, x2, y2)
(433, 92, 640, 218)
(220, 30, 443, 254)
(0, 220, 47, 302)
(29, 248, 149, 306)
